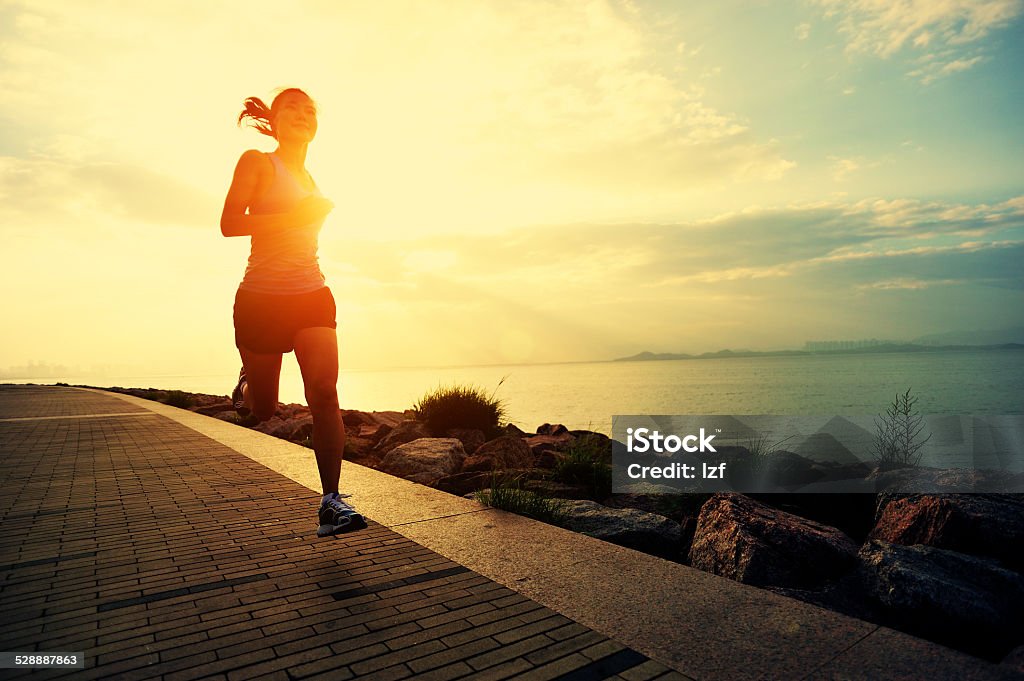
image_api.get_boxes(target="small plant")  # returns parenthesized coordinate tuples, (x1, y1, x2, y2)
(873, 387, 932, 469)
(412, 378, 507, 438)
(745, 432, 794, 458)
(474, 471, 569, 525)
(743, 432, 795, 473)
(162, 390, 194, 408)
(549, 433, 612, 497)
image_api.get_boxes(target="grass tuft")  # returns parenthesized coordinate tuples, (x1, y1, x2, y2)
(474, 471, 570, 525)
(548, 433, 612, 497)
(412, 378, 508, 438)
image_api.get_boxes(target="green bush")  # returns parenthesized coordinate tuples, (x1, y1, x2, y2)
(412, 380, 507, 438)
(549, 433, 612, 497)
(474, 471, 569, 525)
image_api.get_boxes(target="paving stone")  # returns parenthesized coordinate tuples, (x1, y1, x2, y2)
(0, 386, 661, 681)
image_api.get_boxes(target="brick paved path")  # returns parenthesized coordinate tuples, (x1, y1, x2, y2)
(0, 385, 686, 681)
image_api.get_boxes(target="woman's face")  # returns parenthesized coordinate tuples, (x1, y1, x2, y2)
(272, 92, 318, 143)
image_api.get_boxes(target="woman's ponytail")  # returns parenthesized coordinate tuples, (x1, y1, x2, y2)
(237, 97, 275, 137)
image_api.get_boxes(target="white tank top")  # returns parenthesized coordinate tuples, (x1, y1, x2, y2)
(238, 152, 327, 294)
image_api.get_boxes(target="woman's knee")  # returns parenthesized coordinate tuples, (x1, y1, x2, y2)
(305, 381, 339, 411)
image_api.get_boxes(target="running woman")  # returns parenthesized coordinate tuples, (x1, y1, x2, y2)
(221, 87, 366, 536)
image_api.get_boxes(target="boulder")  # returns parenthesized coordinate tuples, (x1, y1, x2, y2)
(537, 423, 569, 436)
(1002, 645, 1024, 675)
(504, 423, 527, 437)
(766, 573, 880, 623)
(434, 471, 496, 497)
(277, 403, 310, 420)
(252, 416, 291, 438)
(858, 539, 1024, 658)
(281, 415, 315, 441)
(871, 494, 1024, 570)
(380, 437, 466, 485)
(357, 422, 391, 444)
(473, 435, 534, 470)
(462, 455, 495, 472)
(867, 466, 1024, 493)
(373, 420, 431, 454)
(555, 499, 681, 559)
(360, 410, 406, 429)
(688, 493, 858, 588)
(524, 433, 576, 457)
(445, 428, 486, 455)
(341, 409, 374, 429)
(193, 399, 235, 416)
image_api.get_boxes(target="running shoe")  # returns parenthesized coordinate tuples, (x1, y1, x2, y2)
(231, 367, 251, 417)
(318, 493, 367, 537)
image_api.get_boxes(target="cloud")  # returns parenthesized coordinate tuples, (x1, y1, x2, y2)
(813, 0, 1023, 82)
(795, 22, 812, 40)
(311, 195, 1024, 358)
(0, 156, 220, 230)
(0, 0, 796, 227)
(322, 194, 1024, 309)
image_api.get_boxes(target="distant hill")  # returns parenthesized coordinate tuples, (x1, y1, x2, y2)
(613, 342, 1023, 362)
(912, 326, 1024, 346)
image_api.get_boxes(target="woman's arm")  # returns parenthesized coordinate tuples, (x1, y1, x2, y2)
(220, 151, 334, 237)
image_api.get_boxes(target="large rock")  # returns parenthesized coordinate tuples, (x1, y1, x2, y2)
(524, 433, 576, 457)
(373, 420, 432, 454)
(766, 573, 880, 623)
(688, 493, 858, 588)
(434, 471, 496, 496)
(504, 423, 527, 437)
(340, 409, 374, 429)
(1002, 645, 1024, 675)
(252, 416, 290, 438)
(871, 494, 1024, 571)
(470, 435, 534, 471)
(868, 466, 1024, 493)
(445, 428, 486, 455)
(357, 422, 391, 444)
(282, 414, 315, 441)
(858, 539, 1024, 658)
(555, 499, 681, 559)
(192, 398, 235, 416)
(380, 437, 466, 485)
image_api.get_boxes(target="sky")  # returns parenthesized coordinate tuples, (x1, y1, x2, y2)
(1, 0, 1023, 376)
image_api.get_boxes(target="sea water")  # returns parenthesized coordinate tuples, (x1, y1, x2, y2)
(7, 349, 1023, 435)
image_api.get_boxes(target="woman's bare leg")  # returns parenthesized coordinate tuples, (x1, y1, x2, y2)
(238, 347, 283, 422)
(293, 326, 345, 495)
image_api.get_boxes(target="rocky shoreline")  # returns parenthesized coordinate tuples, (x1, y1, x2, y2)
(91, 385, 1023, 670)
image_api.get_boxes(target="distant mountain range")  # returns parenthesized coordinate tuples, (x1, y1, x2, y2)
(911, 326, 1024, 346)
(614, 338, 1024, 363)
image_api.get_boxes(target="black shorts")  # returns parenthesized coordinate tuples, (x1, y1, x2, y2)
(233, 286, 337, 354)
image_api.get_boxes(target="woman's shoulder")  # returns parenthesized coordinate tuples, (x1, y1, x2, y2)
(233, 149, 274, 179)
(237, 148, 274, 166)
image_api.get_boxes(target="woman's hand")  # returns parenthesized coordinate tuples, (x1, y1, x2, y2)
(291, 195, 334, 225)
